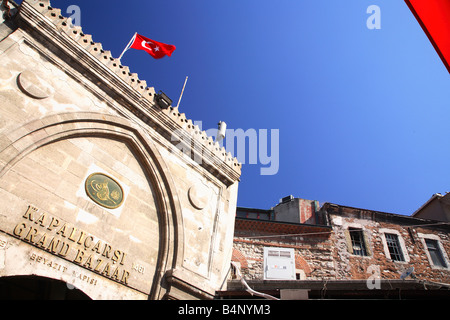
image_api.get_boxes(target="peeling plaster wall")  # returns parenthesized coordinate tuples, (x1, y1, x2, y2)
(232, 204, 450, 285)
(327, 205, 450, 283)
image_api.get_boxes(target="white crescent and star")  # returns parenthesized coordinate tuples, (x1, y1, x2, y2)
(142, 40, 160, 52)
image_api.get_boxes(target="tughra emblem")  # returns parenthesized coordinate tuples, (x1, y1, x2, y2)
(85, 173, 124, 209)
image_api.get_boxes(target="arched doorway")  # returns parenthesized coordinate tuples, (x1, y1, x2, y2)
(0, 113, 183, 299)
(0, 275, 91, 300)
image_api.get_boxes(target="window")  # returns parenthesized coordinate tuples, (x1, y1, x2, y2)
(425, 239, 447, 268)
(385, 233, 405, 262)
(349, 228, 367, 256)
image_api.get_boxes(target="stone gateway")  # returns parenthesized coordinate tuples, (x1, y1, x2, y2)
(0, 0, 241, 300)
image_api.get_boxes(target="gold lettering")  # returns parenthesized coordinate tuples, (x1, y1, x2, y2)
(76, 231, 85, 245)
(112, 250, 121, 264)
(23, 206, 37, 221)
(73, 249, 85, 264)
(47, 238, 61, 254)
(24, 227, 38, 243)
(47, 217, 60, 231)
(58, 242, 70, 257)
(102, 263, 111, 277)
(94, 258, 103, 272)
(13, 223, 27, 237)
(119, 252, 126, 266)
(121, 270, 130, 285)
(84, 236, 94, 250)
(83, 255, 93, 269)
(68, 227, 78, 242)
(92, 240, 102, 254)
(111, 267, 120, 281)
(56, 223, 69, 237)
(35, 212, 47, 227)
(17, 205, 132, 287)
(36, 233, 48, 248)
(102, 244, 112, 259)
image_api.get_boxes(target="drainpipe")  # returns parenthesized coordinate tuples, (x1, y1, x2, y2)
(231, 262, 280, 300)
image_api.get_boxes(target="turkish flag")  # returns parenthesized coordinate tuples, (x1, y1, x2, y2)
(130, 34, 176, 59)
(405, 0, 450, 73)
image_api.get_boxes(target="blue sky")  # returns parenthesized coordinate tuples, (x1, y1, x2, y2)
(44, 0, 450, 215)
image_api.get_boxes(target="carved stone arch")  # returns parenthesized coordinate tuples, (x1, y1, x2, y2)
(0, 112, 183, 299)
(294, 254, 312, 275)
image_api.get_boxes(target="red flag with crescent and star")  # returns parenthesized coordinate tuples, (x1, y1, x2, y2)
(130, 33, 176, 59)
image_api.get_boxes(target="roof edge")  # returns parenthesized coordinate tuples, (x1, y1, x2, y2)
(13, 0, 242, 183)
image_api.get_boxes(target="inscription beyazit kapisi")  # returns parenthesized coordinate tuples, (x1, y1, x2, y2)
(29, 251, 99, 287)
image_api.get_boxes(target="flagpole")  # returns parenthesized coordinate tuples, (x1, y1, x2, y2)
(118, 32, 137, 61)
(176, 76, 189, 109)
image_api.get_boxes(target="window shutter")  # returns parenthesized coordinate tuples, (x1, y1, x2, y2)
(364, 230, 372, 256)
(344, 230, 353, 254)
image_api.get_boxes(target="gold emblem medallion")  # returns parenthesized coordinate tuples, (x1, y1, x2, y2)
(85, 173, 124, 209)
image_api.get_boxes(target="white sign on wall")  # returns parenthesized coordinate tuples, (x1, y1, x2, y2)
(263, 247, 295, 280)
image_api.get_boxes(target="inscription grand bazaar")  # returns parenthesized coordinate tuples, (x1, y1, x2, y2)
(12, 205, 133, 286)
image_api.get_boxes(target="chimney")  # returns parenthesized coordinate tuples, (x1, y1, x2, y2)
(274, 196, 318, 224)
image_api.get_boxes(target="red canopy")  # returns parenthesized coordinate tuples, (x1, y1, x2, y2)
(405, 0, 450, 73)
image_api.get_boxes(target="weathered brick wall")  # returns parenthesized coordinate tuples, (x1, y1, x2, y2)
(233, 205, 450, 285)
(232, 235, 336, 280)
(328, 206, 450, 284)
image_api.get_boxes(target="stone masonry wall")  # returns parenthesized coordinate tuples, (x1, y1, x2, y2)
(232, 205, 450, 285)
(327, 205, 450, 284)
(232, 235, 335, 281)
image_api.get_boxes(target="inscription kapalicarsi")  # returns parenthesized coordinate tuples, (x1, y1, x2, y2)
(12, 205, 131, 286)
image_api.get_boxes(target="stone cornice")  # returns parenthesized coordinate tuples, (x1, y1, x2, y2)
(322, 203, 450, 231)
(234, 218, 332, 237)
(14, 0, 241, 185)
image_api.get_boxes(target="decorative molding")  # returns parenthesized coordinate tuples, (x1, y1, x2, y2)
(188, 185, 210, 210)
(15, 0, 241, 186)
(17, 70, 53, 99)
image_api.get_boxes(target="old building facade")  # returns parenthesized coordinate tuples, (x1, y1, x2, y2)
(0, 0, 241, 300)
(326, 203, 450, 284)
(413, 192, 450, 222)
(1, 0, 449, 301)
(224, 197, 450, 299)
(232, 200, 334, 282)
